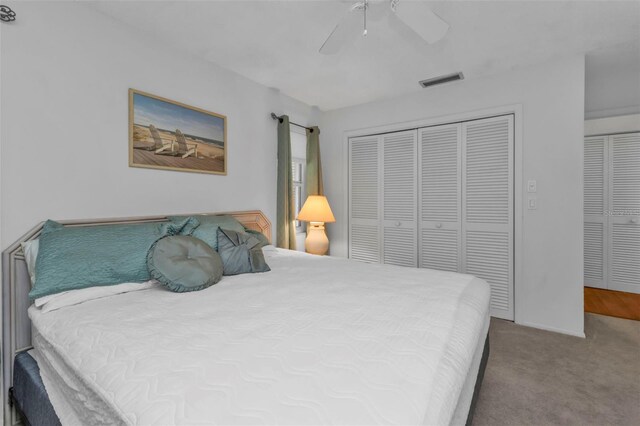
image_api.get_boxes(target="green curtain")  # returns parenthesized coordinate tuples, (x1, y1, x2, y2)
(305, 126, 324, 196)
(276, 115, 297, 249)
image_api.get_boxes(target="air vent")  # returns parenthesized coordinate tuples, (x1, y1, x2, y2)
(419, 72, 464, 88)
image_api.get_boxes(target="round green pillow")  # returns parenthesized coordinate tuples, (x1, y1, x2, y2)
(147, 236, 223, 292)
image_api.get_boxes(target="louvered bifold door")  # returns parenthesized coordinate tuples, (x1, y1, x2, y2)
(418, 123, 462, 272)
(608, 132, 640, 294)
(382, 130, 418, 267)
(584, 136, 608, 289)
(462, 115, 514, 320)
(349, 135, 381, 263)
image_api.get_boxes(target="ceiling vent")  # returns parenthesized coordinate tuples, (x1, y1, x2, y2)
(419, 72, 464, 88)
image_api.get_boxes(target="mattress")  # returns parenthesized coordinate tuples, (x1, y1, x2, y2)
(29, 247, 491, 426)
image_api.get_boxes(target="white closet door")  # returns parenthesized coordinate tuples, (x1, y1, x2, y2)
(349, 135, 381, 263)
(608, 132, 640, 294)
(583, 136, 608, 289)
(462, 115, 514, 320)
(418, 123, 461, 272)
(382, 130, 418, 267)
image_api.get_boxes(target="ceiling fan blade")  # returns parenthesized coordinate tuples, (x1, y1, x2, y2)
(392, 0, 449, 44)
(319, 7, 363, 55)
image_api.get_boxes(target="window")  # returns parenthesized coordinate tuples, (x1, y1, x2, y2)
(290, 129, 307, 233)
(292, 158, 305, 232)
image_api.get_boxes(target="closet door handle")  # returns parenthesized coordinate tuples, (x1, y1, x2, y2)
(395, 221, 401, 227)
(631, 218, 638, 224)
(436, 223, 442, 229)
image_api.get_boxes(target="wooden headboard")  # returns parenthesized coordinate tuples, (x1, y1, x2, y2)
(0, 210, 271, 425)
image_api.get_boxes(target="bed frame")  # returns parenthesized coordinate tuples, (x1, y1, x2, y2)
(0, 210, 271, 426)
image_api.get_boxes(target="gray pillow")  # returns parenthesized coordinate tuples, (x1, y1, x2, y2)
(147, 236, 223, 292)
(217, 228, 271, 275)
(169, 215, 245, 251)
(244, 229, 270, 248)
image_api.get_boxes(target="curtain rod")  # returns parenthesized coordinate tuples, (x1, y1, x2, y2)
(270, 113, 314, 133)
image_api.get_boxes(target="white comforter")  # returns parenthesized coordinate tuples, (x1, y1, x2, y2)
(29, 247, 490, 426)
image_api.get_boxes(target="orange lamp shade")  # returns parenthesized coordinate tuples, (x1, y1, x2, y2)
(296, 195, 335, 223)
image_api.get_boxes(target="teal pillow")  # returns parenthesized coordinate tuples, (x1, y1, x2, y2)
(169, 215, 245, 251)
(244, 229, 270, 248)
(147, 236, 223, 292)
(217, 228, 270, 275)
(30, 218, 193, 300)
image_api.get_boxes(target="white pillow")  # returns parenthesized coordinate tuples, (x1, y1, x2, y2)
(21, 239, 39, 287)
(37, 280, 158, 313)
(34, 291, 66, 308)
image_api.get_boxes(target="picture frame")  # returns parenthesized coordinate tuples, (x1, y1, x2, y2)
(129, 89, 227, 175)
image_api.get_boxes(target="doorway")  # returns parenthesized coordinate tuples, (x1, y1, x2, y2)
(583, 131, 640, 320)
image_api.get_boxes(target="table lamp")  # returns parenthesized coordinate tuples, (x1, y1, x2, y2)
(296, 195, 336, 255)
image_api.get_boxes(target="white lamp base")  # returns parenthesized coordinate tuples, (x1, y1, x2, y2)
(305, 222, 329, 255)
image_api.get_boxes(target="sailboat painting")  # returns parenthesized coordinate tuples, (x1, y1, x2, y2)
(129, 89, 227, 175)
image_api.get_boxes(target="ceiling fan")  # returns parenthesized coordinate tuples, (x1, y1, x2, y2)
(320, 0, 449, 54)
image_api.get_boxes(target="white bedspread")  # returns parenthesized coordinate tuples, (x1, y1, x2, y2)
(29, 248, 490, 426)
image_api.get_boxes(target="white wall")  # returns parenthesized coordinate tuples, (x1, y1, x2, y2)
(320, 56, 586, 336)
(585, 43, 640, 120)
(0, 2, 314, 248)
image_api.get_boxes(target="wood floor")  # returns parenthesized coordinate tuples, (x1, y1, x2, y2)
(584, 287, 640, 321)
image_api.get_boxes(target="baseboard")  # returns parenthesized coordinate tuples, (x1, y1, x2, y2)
(608, 283, 640, 295)
(515, 321, 585, 338)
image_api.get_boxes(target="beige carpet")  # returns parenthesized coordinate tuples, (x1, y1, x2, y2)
(473, 313, 640, 425)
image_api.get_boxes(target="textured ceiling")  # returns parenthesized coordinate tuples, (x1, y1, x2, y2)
(91, 1, 640, 111)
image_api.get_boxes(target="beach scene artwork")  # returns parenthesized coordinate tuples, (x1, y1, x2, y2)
(129, 89, 226, 175)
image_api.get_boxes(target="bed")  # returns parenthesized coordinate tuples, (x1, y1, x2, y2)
(2, 211, 490, 426)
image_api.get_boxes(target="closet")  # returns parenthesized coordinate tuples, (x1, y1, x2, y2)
(584, 132, 640, 294)
(349, 115, 514, 320)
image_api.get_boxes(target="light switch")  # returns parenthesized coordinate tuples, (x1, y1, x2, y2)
(528, 180, 537, 193)
(528, 197, 537, 210)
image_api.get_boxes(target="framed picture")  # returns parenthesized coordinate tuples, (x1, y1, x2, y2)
(129, 89, 227, 175)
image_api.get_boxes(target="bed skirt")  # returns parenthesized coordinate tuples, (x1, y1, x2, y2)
(466, 337, 490, 425)
(10, 351, 60, 426)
